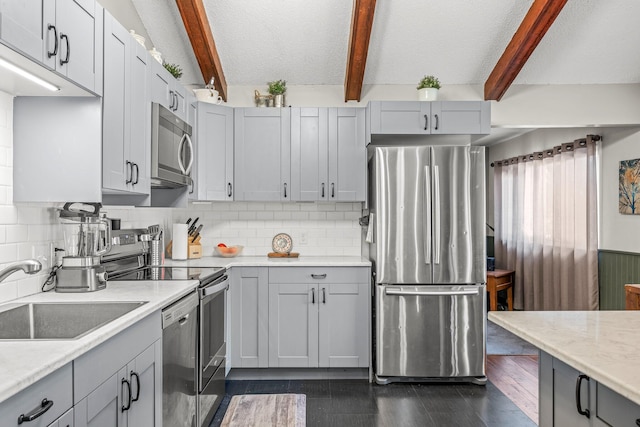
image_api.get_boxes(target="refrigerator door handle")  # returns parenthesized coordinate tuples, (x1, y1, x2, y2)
(424, 166, 431, 265)
(385, 287, 480, 297)
(433, 165, 441, 265)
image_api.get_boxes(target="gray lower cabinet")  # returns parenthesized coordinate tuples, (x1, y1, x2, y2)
(102, 11, 149, 198)
(368, 101, 490, 137)
(74, 312, 162, 427)
(291, 108, 366, 202)
(0, 362, 73, 426)
(234, 108, 292, 201)
(230, 267, 269, 368)
(539, 351, 640, 427)
(193, 103, 234, 201)
(268, 267, 370, 368)
(50, 408, 74, 427)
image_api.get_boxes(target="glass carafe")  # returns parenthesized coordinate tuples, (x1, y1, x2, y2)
(59, 203, 111, 258)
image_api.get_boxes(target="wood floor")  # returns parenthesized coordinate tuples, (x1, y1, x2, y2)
(487, 355, 539, 424)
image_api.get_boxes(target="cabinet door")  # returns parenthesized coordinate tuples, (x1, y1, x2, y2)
(74, 369, 126, 427)
(150, 59, 171, 110)
(102, 12, 130, 192)
(234, 108, 291, 201)
(268, 283, 318, 368)
(129, 42, 150, 194)
(196, 103, 234, 201)
(369, 101, 431, 135)
(55, 0, 100, 92)
(540, 354, 591, 427)
(318, 282, 369, 368)
(51, 407, 74, 427)
(172, 83, 187, 121)
(230, 267, 269, 367)
(430, 101, 490, 135)
(291, 107, 329, 201)
(0, 0, 48, 61)
(328, 108, 366, 201)
(127, 341, 162, 427)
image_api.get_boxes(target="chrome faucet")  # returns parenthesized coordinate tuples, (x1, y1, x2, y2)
(0, 259, 42, 283)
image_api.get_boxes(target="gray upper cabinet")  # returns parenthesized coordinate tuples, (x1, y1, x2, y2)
(102, 12, 149, 198)
(0, 0, 103, 94)
(291, 107, 365, 202)
(368, 101, 490, 136)
(149, 59, 187, 122)
(234, 108, 291, 201)
(194, 102, 234, 201)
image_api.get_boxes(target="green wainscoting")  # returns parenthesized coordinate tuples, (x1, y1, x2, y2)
(598, 250, 640, 310)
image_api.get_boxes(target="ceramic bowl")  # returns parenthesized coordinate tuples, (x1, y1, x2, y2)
(214, 245, 243, 258)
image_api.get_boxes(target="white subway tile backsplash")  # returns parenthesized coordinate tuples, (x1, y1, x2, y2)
(6, 225, 28, 243)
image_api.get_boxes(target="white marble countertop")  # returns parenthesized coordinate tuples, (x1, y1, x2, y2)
(489, 310, 640, 405)
(164, 255, 372, 268)
(0, 279, 198, 404)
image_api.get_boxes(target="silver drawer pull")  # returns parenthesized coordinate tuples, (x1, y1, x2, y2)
(311, 274, 327, 279)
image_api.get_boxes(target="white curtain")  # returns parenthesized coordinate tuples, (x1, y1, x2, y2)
(494, 136, 599, 311)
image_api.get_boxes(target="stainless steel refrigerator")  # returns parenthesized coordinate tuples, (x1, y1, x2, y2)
(368, 145, 486, 385)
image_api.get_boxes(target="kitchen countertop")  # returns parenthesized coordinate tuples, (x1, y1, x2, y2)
(0, 279, 198, 404)
(489, 310, 640, 405)
(164, 255, 372, 268)
(0, 256, 371, 404)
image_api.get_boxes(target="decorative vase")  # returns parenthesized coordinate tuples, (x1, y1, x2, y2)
(418, 88, 439, 101)
(273, 94, 284, 108)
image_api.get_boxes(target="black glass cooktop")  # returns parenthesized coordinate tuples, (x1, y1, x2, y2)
(109, 266, 224, 282)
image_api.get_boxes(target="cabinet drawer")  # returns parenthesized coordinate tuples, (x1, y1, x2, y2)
(596, 383, 640, 426)
(269, 267, 369, 284)
(74, 311, 161, 402)
(0, 363, 72, 427)
(491, 275, 512, 286)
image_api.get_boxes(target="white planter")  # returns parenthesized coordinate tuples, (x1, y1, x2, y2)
(417, 88, 439, 101)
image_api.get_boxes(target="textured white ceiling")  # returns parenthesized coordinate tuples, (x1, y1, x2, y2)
(130, 0, 640, 88)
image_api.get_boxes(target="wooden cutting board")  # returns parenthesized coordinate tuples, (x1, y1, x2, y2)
(267, 252, 300, 258)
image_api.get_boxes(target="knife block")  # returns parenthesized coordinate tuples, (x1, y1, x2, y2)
(166, 238, 202, 259)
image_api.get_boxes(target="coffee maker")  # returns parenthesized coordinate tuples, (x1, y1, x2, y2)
(55, 203, 111, 292)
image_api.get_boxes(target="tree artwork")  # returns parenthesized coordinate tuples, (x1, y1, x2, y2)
(619, 158, 640, 214)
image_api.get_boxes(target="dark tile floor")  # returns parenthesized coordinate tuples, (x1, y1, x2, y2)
(209, 379, 536, 427)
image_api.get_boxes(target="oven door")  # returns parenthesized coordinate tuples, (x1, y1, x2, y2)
(199, 274, 228, 391)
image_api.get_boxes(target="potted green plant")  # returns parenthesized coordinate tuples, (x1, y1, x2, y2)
(417, 75, 441, 101)
(163, 62, 183, 80)
(267, 80, 286, 107)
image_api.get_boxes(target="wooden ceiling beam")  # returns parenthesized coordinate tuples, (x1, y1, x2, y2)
(484, 0, 568, 101)
(344, 0, 377, 102)
(175, 0, 228, 101)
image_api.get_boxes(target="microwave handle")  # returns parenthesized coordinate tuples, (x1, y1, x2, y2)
(183, 133, 194, 175)
(177, 133, 187, 174)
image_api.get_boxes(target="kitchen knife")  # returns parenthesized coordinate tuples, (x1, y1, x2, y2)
(188, 217, 200, 235)
(186, 217, 192, 225)
(190, 224, 203, 241)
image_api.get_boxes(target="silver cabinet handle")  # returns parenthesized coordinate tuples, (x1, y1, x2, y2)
(424, 114, 428, 130)
(311, 274, 327, 279)
(435, 114, 439, 130)
(322, 287, 326, 304)
(385, 287, 479, 296)
(311, 288, 315, 304)
(227, 182, 233, 197)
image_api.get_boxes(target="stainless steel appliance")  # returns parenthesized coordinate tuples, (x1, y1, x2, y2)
(151, 102, 193, 188)
(162, 290, 199, 427)
(55, 203, 111, 292)
(197, 271, 228, 427)
(368, 145, 486, 385)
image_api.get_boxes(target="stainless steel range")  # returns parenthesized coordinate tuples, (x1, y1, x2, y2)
(104, 229, 227, 427)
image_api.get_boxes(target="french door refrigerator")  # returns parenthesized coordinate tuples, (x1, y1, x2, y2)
(368, 145, 486, 385)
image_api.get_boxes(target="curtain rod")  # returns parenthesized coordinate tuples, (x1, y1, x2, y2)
(490, 134, 601, 167)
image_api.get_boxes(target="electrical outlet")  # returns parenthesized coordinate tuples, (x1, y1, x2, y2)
(300, 232, 308, 245)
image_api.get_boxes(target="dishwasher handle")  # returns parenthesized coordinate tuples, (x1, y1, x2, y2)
(385, 287, 480, 297)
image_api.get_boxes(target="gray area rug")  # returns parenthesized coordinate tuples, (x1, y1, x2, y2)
(487, 320, 538, 355)
(221, 394, 306, 427)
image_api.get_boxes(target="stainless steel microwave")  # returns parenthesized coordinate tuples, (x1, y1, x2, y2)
(151, 103, 193, 188)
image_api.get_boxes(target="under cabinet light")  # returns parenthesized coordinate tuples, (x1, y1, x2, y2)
(0, 57, 59, 92)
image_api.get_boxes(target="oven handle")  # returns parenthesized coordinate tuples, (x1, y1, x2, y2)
(201, 275, 229, 298)
(385, 287, 480, 297)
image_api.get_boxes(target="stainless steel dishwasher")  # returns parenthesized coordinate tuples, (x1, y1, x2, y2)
(162, 291, 199, 427)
